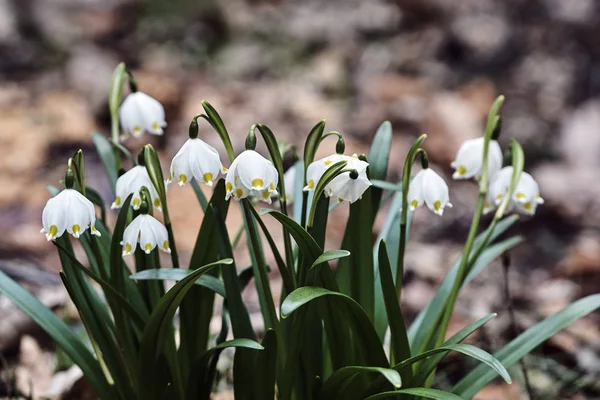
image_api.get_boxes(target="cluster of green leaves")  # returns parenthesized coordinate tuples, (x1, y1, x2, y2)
(1, 65, 600, 400)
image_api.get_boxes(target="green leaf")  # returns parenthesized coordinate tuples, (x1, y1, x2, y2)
(137, 259, 233, 400)
(263, 209, 323, 263)
(370, 180, 401, 192)
(318, 366, 401, 400)
(190, 180, 209, 211)
(310, 250, 351, 271)
(92, 132, 118, 189)
(131, 269, 226, 298)
(413, 313, 497, 385)
(201, 101, 235, 162)
(303, 120, 326, 177)
(85, 186, 107, 224)
(249, 205, 295, 294)
(254, 329, 277, 399)
(394, 344, 511, 384)
(202, 338, 264, 354)
(144, 144, 179, 268)
(408, 216, 521, 352)
(281, 287, 387, 367)
(0, 269, 114, 399)
(56, 242, 146, 329)
(453, 294, 600, 398)
(110, 194, 132, 292)
(365, 388, 463, 400)
(367, 121, 392, 214)
(109, 62, 126, 144)
(377, 241, 411, 371)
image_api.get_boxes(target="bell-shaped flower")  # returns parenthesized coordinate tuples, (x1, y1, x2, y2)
(326, 155, 372, 203)
(407, 168, 452, 216)
(41, 189, 100, 241)
(167, 138, 227, 188)
(485, 167, 544, 215)
(121, 214, 170, 256)
(303, 154, 344, 192)
(112, 166, 162, 211)
(119, 92, 167, 138)
(451, 137, 503, 180)
(225, 150, 279, 203)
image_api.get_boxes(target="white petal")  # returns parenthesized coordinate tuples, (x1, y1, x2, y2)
(451, 138, 484, 179)
(235, 150, 276, 191)
(135, 92, 166, 135)
(283, 166, 296, 203)
(41, 194, 67, 240)
(119, 93, 145, 137)
(486, 141, 503, 180)
(421, 169, 451, 215)
(188, 139, 222, 186)
(407, 170, 425, 210)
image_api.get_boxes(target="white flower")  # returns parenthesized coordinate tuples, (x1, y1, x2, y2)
(451, 137, 503, 180)
(167, 138, 227, 188)
(121, 214, 170, 256)
(119, 92, 167, 138)
(485, 167, 544, 215)
(41, 189, 100, 241)
(303, 154, 344, 191)
(225, 150, 279, 203)
(326, 155, 371, 203)
(112, 166, 162, 211)
(283, 166, 296, 203)
(407, 168, 452, 216)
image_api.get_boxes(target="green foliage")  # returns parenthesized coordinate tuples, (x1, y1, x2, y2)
(2, 86, 595, 400)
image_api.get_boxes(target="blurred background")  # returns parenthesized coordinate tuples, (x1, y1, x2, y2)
(1, 0, 600, 398)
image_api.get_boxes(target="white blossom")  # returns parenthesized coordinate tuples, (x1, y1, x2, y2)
(111, 166, 162, 211)
(225, 150, 279, 203)
(119, 92, 167, 138)
(303, 154, 344, 192)
(121, 214, 170, 256)
(167, 138, 227, 188)
(407, 168, 452, 216)
(41, 189, 100, 241)
(485, 167, 544, 215)
(326, 155, 371, 203)
(451, 137, 503, 180)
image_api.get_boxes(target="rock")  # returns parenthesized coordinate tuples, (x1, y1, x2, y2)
(558, 231, 600, 277)
(474, 383, 521, 400)
(424, 92, 483, 164)
(15, 335, 53, 397)
(451, 13, 509, 59)
(559, 100, 600, 168)
(38, 92, 97, 143)
(542, 0, 595, 24)
(0, 0, 17, 44)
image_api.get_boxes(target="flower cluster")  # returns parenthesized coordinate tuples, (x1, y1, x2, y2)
(304, 154, 372, 203)
(451, 137, 544, 216)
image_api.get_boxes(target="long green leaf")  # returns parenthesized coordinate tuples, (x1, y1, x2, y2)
(453, 294, 600, 397)
(254, 329, 277, 399)
(263, 209, 323, 263)
(310, 250, 351, 271)
(137, 259, 233, 400)
(281, 287, 387, 367)
(367, 121, 392, 215)
(318, 366, 401, 400)
(365, 388, 463, 400)
(201, 101, 235, 162)
(413, 313, 497, 385)
(92, 132, 119, 189)
(377, 241, 411, 371)
(408, 217, 521, 352)
(0, 269, 114, 399)
(131, 269, 226, 298)
(394, 344, 511, 384)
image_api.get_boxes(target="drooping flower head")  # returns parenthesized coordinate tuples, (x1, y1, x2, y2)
(121, 214, 170, 256)
(327, 155, 371, 203)
(304, 154, 372, 204)
(41, 189, 100, 241)
(225, 150, 279, 203)
(485, 166, 544, 215)
(119, 92, 167, 139)
(167, 138, 227, 188)
(451, 137, 503, 180)
(407, 168, 452, 216)
(112, 166, 162, 211)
